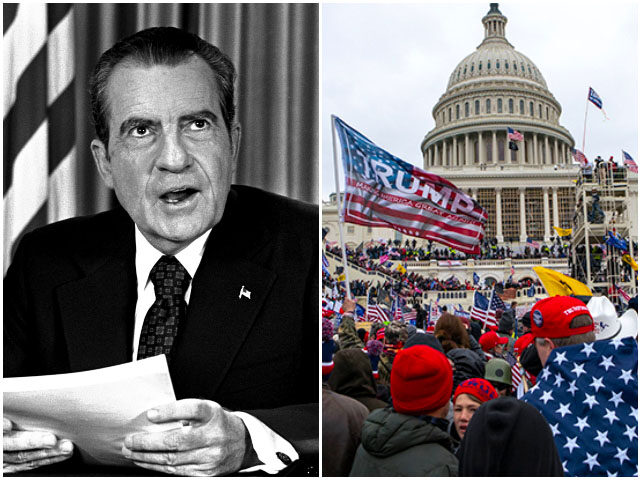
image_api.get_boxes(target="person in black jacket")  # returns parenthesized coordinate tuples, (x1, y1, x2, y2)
(457, 396, 563, 476)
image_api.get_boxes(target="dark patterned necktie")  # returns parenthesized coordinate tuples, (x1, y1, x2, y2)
(137, 255, 191, 361)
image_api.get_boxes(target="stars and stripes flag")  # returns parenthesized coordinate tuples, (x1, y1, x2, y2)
(333, 116, 487, 254)
(522, 337, 638, 476)
(622, 150, 638, 173)
(511, 362, 524, 396)
(487, 290, 507, 327)
(571, 148, 589, 167)
(367, 304, 390, 324)
(322, 253, 330, 275)
(471, 290, 489, 325)
(526, 237, 540, 249)
(4, 4, 77, 274)
(507, 127, 523, 141)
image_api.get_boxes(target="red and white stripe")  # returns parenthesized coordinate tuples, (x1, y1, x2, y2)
(367, 304, 389, 323)
(4, 4, 76, 273)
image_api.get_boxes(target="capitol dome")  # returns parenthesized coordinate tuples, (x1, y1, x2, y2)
(447, 4, 547, 90)
(421, 3, 577, 245)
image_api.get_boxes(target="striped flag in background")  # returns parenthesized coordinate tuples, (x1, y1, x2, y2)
(3, 4, 76, 273)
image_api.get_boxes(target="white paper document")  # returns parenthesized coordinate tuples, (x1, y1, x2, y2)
(3, 355, 180, 466)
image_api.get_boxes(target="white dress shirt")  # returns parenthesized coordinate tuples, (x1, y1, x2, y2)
(132, 226, 298, 473)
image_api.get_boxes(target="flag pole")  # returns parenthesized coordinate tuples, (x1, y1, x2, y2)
(330, 115, 352, 299)
(581, 93, 589, 154)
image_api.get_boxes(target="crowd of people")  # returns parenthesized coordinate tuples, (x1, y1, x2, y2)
(328, 237, 570, 264)
(322, 295, 638, 476)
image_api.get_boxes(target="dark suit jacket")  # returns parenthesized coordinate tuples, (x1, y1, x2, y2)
(4, 185, 318, 473)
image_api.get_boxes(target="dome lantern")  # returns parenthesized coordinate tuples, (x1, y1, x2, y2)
(481, 3, 509, 46)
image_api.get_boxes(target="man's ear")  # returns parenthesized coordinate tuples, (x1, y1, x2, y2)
(91, 139, 114, 189)
(229, 123, 241, 177)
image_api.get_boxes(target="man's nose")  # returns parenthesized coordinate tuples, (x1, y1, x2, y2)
(156, 132, 191, 172)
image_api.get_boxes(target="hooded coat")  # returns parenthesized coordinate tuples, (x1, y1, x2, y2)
(447, 348, 486, 394)
(457, 396, 563, 476)
(328, 348, 388, 412)
(349, 407, 458, 476)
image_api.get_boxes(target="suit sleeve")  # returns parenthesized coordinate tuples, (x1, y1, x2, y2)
(4, 232, 36, 377)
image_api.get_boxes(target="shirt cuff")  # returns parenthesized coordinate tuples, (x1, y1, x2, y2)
(230, 411, 299, 474)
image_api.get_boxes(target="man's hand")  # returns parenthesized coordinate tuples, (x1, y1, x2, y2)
(123, 399, 249, 476)
(3, 418, 74, 474)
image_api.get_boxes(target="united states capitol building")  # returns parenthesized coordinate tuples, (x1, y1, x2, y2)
(323, 3, 638, 306)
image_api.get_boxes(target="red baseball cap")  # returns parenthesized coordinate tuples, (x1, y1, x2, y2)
(531, 296, 594, 338)
(391, 345, 453, 415)
(479, 331, 508, 352)
(513, 332, 534, 355)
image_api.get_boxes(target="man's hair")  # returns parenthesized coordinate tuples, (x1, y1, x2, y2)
(535, 314, 596, 348)
(89, 26, 236, 147)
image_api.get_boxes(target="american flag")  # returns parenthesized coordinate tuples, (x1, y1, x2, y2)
(507, 127, 523, 141)
(4, 4, 77, 274)
(471, 291, 489, 325)
(402, 310, 417, 323)
(522, 338, 638, 476)
(486, 290, 506, 328)
(526, 237, 540, 249)
(367, 304, 390, 324)
(615, 284, 631, 303)
(322, 253, 330, 275)
(333, 116, 487, 255)
(511, 362, 523, 393)
(571, 148, 589, 167)
(622, 150, 638, 173)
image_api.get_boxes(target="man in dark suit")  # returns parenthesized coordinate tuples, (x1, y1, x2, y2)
(3, 27, 317, 476)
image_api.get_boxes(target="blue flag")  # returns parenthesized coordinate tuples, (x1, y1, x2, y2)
(605, 231, 628, 252)
(522, 338, 638, 476)
(588, 87, 603, 109)
(473, 272, 480, 285)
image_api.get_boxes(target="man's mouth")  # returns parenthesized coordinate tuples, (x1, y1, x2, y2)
(160, 187, 198, 204)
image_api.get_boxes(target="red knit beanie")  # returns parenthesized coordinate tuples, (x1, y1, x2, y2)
(453, 378, 498, 404)
(391, 345, 453, 415)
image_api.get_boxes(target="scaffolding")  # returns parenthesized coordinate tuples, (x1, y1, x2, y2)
(571, 163, 637, 309)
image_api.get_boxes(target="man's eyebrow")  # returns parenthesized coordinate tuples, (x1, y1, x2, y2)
(119, 117, 159, 136)
(180, 110, 219, 124)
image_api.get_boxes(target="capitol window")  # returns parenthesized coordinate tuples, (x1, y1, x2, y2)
(538, 104, 542, 118)
(505, 60, 509, 69)
(508, 99, 514, 113)
(521, 63, 525, 73)
(449, 108, 452, 122)
(496, 60, 500, 69)
(529, 101, 534, 116)
(475, 100, 480, 115)
(456, 104, 460, 119)
(546, 106, 549, 120)
(497, 98, 503, 113)
(520, 99, 524, 114)
(488, 60, 491, 69)
(465, 102, 469, 117)
(486, 98, 491, 113)
(479, 62, 482, 71)
(471, 63, 474, 72)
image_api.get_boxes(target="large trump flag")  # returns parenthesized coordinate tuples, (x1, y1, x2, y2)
(333, 116, 486, 254)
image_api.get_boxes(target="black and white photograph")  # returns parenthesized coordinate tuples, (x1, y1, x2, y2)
(4, 3, 318, 476)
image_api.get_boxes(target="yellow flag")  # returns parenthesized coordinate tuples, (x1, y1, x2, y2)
(396, 262, 407, 274)
(533, 266, 592, 297)
(337, 273, 346, 282)
(622, 254, 638, 271)
(553, 226, 572, 237)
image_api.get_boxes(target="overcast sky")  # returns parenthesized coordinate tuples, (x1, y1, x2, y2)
(321, 1, 638, 200)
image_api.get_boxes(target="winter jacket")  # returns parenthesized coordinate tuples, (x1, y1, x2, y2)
(468, 334, 485, 359)
(349, 407, 458, 476)
(322, 388, 369, 477)
(328, 348, 388, 412)
(338, 314, 365, 350)
(447, 347, 486, 394)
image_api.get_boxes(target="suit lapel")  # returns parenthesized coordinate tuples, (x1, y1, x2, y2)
(170, 188, 278, 399)
(57, 210, 136, 371)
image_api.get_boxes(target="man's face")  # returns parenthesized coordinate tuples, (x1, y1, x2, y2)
(91, 57, 240, 254)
